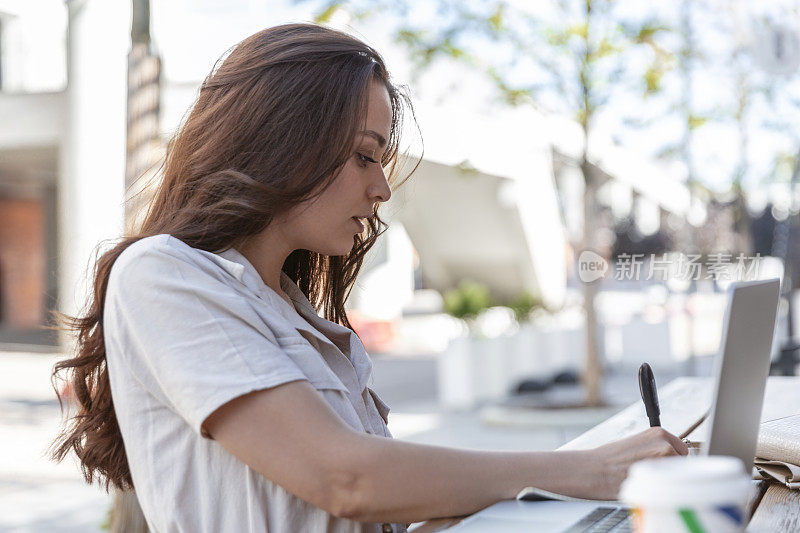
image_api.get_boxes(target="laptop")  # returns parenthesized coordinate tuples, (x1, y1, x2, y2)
(448, 279, 781, 532)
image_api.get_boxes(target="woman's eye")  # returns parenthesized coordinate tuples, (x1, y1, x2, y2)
(357, 153, 377, 167)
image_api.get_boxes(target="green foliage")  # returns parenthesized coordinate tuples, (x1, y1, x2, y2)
(442, 281, 492, 321)
(394, 27, 468, 72)
(544, 27, 570, 47)
(566, 22, 588, 40)
(314, 1, 343, 24)
(591, 37, 622, 60)
(687, 114, 708, 130)
(643, 65, 663, 95)
(307, 0, 678, 139)
(487, 66, 533, 106)
(576, 108, 589, 129)
(507, 292, 544, 323)
(633, 23, 670, 45)
(440, 36, 465, 60)
(488, 2, 505, 34)
(396, 28, 426, 48)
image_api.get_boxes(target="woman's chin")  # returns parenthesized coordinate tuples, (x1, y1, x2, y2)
(313, 241, 358, 257)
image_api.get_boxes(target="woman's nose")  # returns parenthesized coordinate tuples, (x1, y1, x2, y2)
(370, 168, 391, 203)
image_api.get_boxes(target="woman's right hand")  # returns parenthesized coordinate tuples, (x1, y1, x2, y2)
(583, 427, 689, 500)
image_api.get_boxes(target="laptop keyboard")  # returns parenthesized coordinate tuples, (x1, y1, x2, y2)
(562, 507, 632, 533)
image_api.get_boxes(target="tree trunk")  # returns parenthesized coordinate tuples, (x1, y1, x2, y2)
(111, 1, 159, 530)
(580, 159, 603, 406)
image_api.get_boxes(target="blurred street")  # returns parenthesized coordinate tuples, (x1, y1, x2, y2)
(0, 352, 111, 532)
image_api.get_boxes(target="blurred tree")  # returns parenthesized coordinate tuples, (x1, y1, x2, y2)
(124, 0, 162, 233)
(307, 0, 673, 405)
(698, 1, 800, 255)
(725, 13, 757, 255)
(650, 0, 707, 248)
(619, 1, 800, 257)
(111, 1, 159, 530)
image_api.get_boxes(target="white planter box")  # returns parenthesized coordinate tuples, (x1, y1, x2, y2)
(437, 324, 586, 410)
(437, 336, 474, 410)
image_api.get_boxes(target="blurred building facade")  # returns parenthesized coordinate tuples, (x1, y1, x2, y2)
(4, 1, 717, 353)
(0, 0, 575, 351)
(0, 1, 64, 345)
(0, 0, 128, 348)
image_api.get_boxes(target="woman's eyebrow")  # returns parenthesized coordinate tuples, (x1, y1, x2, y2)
(359, 130, 387, 148)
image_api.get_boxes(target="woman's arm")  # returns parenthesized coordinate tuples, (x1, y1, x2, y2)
(203, 380, 687, 524)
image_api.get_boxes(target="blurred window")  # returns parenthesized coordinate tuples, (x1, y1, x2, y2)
(0, 1, 67, 94)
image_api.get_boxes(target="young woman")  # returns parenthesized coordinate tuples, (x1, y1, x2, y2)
(50, 23, 687, 533)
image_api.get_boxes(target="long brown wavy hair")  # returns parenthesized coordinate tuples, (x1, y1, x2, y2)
(49, 22, 421, 492)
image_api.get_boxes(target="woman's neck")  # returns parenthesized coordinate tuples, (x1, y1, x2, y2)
(237, 230, 294, 306)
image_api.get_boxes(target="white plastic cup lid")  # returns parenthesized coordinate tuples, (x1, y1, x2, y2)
(619, 456, 751, 508)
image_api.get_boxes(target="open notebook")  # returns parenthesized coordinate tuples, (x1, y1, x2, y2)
(754, 414, 800, 489)
(514, 413, 800, 505)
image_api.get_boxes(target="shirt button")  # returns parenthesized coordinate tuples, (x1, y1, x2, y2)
(381, 523, 393, 533)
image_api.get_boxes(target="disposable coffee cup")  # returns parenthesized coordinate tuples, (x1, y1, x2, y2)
(619, 455, 751, 533)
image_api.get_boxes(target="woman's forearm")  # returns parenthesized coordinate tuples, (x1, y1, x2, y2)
(339, 433, 599, 524)
(205, 381, 686, 524)
(206, 381, 601, 522)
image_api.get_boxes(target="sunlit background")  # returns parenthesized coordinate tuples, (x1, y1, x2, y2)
(1, 0, 800, 530)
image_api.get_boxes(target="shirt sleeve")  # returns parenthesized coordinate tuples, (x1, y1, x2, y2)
(104, 239, 308, 439)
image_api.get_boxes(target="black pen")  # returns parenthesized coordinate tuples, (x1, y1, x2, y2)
(638, 362, 661, 427)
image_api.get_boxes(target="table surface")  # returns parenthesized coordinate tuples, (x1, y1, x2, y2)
(412, 376, 800, 532)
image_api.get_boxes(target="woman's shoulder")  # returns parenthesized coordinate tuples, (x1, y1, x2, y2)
(114, 233, 176, 266)
(110, 234, 243, 292)
(116, 233, 192, 262)
(110, 235, 177, 284)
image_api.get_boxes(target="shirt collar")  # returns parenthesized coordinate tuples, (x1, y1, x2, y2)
(214, 247, 309, 311)
(213, 246, 373, 390)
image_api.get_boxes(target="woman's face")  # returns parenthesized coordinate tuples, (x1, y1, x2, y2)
(283, 79, 393, 256)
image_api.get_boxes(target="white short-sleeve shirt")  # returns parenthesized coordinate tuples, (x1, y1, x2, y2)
(103, 234, 405, 533)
